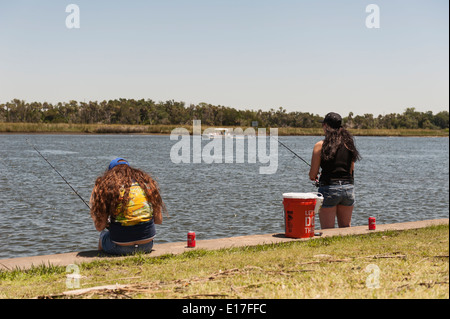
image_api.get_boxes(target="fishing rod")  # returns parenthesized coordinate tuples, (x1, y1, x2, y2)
(271, 136, 311, 167)
(271, 136, 321, 187)
(26, 139, 91, 210)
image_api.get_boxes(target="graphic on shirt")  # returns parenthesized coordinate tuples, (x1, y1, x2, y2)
(114, 182, 153, 226)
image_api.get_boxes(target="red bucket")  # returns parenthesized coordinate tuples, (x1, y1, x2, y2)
(283, 193, 322, 238)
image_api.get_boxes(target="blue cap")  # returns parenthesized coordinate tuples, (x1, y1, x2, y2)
(108, 158, 129, 170)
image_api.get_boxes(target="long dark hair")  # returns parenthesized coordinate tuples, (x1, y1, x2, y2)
(321, 125, 361, 162)
(91, 165, 167, 222)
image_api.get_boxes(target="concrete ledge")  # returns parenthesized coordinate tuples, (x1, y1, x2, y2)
(0, 218, 448, 271)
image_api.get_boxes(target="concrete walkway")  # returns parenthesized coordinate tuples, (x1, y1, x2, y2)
(0, 218, 448, 271)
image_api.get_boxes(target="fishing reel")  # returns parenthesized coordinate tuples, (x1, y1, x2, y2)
(312, 173, 321, 188)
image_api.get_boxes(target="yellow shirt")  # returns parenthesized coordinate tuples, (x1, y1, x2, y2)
(114, 182, 153, 226)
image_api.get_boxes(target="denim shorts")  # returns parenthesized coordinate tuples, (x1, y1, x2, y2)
(100, 229, 154, 256)
(318, 183, 355, 208)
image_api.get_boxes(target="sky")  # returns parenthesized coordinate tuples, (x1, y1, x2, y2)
(0, 0, 448, 117)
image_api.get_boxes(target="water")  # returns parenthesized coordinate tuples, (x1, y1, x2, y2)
(0, 134, 448, 259)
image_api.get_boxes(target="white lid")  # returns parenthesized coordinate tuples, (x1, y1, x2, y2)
(283, 192, 322, 199)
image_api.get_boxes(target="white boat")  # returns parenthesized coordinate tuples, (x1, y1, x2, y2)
(205, 128, 257, 139)
(207, 128, 232, 139)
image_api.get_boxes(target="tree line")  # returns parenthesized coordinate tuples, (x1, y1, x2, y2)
(0, 99, 448, 130)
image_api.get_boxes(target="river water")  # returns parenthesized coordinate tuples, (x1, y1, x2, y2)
(0, 134, 448, 259)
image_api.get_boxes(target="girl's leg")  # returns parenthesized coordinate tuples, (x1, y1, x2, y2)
(319, 206, 337, 229)
(336, 205, 353, 228)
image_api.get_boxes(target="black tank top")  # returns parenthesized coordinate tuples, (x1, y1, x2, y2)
(319, 144, 354, 185)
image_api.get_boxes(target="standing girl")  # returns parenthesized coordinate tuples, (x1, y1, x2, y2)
(309, 113, 361, 229)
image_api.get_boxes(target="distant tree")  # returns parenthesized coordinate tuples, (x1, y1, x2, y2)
(0, 98, 448, 131)
(433, 111, 449, 129)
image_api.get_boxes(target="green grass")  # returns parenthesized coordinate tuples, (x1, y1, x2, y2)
(348, 128, 449, 137)
(0, 225, 448, 299)
(0, 122, 448, 136)
(0, 122, 190, 134)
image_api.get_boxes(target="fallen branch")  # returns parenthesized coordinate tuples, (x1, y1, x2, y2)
(395, 281, 449, 291)
(62, 284, 128, 296)
(370, 254, 407, 259)
(298, 258, 353, 265)
(183, 293, 229, 299)
(418, 281, 449, 288)
(233, 280, 276, 290)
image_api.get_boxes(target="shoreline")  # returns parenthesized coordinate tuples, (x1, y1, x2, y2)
(1, 219, 448, 299)
(1, 218, 447, 271)
(0, 123, 448, 137)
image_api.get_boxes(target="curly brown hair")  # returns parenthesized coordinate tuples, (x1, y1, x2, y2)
(90, 164, 167, 226)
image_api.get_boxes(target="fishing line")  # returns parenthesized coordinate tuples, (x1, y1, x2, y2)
(271, 136, 322, 187)
(271, 136, 311, 167)
(26, 139, 91, 210)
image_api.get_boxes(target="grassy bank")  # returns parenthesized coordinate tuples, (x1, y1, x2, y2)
(0, 122, 448, 136)
(0, 122, 188, 135)
(0, 225, 448, 299)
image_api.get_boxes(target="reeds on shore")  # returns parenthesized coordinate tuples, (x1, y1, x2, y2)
(0, 122, 448, 136)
